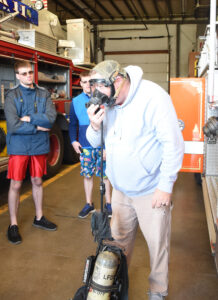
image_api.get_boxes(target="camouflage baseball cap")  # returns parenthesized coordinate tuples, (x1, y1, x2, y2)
(92, 60, 127, 83)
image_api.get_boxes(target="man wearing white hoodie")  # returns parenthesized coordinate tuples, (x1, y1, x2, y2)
(86, 60, 184, 300)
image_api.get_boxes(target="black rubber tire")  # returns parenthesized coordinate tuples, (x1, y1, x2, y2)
(194, 173, 202, 186)
(0, 127, 6, 153)
(46, 124, 64, 178)
(62, 130, 80, 164)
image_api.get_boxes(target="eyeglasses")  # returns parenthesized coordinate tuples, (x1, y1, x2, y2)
(17, 70, 34, 76)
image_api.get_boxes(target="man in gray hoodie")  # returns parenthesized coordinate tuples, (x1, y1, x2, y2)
(86, 60, 184, 300)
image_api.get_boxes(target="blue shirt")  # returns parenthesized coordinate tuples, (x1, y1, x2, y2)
(69, 92, 92, 147)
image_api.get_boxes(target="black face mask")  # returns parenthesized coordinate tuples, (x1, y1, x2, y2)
(85, 84, 116, 109)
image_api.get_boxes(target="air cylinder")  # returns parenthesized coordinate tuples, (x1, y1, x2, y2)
(87, 251, 119, 300)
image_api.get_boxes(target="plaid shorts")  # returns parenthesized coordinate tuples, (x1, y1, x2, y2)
(80, 148, 107, 179)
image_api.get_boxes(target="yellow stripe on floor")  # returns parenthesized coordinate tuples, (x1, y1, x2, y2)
(0, 163, 80, 215)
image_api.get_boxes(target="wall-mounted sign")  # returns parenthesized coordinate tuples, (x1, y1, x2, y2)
(0, 0, 38, 25)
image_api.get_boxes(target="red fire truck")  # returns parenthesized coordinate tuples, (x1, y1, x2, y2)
(0, 4, 88, 177)
(170, 1, 218, 271)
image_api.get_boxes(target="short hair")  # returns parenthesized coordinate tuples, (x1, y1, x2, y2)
(79, 70, 90, 79)
(14, 61, 32, 73)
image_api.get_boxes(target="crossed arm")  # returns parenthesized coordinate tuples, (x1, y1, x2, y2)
(20, 116, 50, 131)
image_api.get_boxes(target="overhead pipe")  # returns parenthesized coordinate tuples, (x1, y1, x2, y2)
(106, 35, 166, 40)
(0, 11, 19, 24)
(176, 24, 180, 77)
(166, 24, 171, 94)
(208, 0, 216, 104)
(181, 0, 186, 18)
(0, 11, 19, 40)
(0, 29, 19, 40)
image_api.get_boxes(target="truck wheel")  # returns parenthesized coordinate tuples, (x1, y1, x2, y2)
(62, 130, 80, 164)
(0, 127, 6, 153)
(46, 124, 64, 177)
(194, 173, 202, 186)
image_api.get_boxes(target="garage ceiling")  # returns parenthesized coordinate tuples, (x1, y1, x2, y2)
(48, 0, 211, 25)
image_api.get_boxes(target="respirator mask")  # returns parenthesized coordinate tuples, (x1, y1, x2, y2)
(85, 78, 116, 109)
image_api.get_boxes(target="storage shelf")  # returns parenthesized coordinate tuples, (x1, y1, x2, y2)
(38, 71, 66, 84)
(52, 98, 71, 101)
(72, 86, 82, 89)
(38, 79, 66, 84)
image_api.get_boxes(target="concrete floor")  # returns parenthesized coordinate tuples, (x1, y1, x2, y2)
(0, 165, 217, 300)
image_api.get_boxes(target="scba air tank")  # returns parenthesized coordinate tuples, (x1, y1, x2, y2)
(87, 251, 119, 300)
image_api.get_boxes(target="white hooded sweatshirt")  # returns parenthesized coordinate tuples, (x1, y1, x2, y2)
(86, 65, 184, 197)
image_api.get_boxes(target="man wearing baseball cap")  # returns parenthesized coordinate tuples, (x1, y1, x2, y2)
(86, 60, 184, 300)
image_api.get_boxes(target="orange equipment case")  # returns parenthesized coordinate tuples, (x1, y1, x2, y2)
(170, 78, 205, 173)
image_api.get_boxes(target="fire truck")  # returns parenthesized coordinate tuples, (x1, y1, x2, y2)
(170, 1, 218, 271)
(0, 1, 90, 177)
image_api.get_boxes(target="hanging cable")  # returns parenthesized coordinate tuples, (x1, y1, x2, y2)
(107, 35, 166, 40)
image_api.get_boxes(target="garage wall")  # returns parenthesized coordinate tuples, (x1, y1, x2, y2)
(93, 24, 197, 92)
(179, 24, 198, 77)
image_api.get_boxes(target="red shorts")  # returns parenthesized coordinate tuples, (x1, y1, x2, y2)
(7, 155, 47, 181)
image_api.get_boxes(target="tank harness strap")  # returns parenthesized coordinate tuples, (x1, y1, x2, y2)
(90, 279, 120, 293)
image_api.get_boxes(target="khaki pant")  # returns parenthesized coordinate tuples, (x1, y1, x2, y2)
(110, 188, 172, 295)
